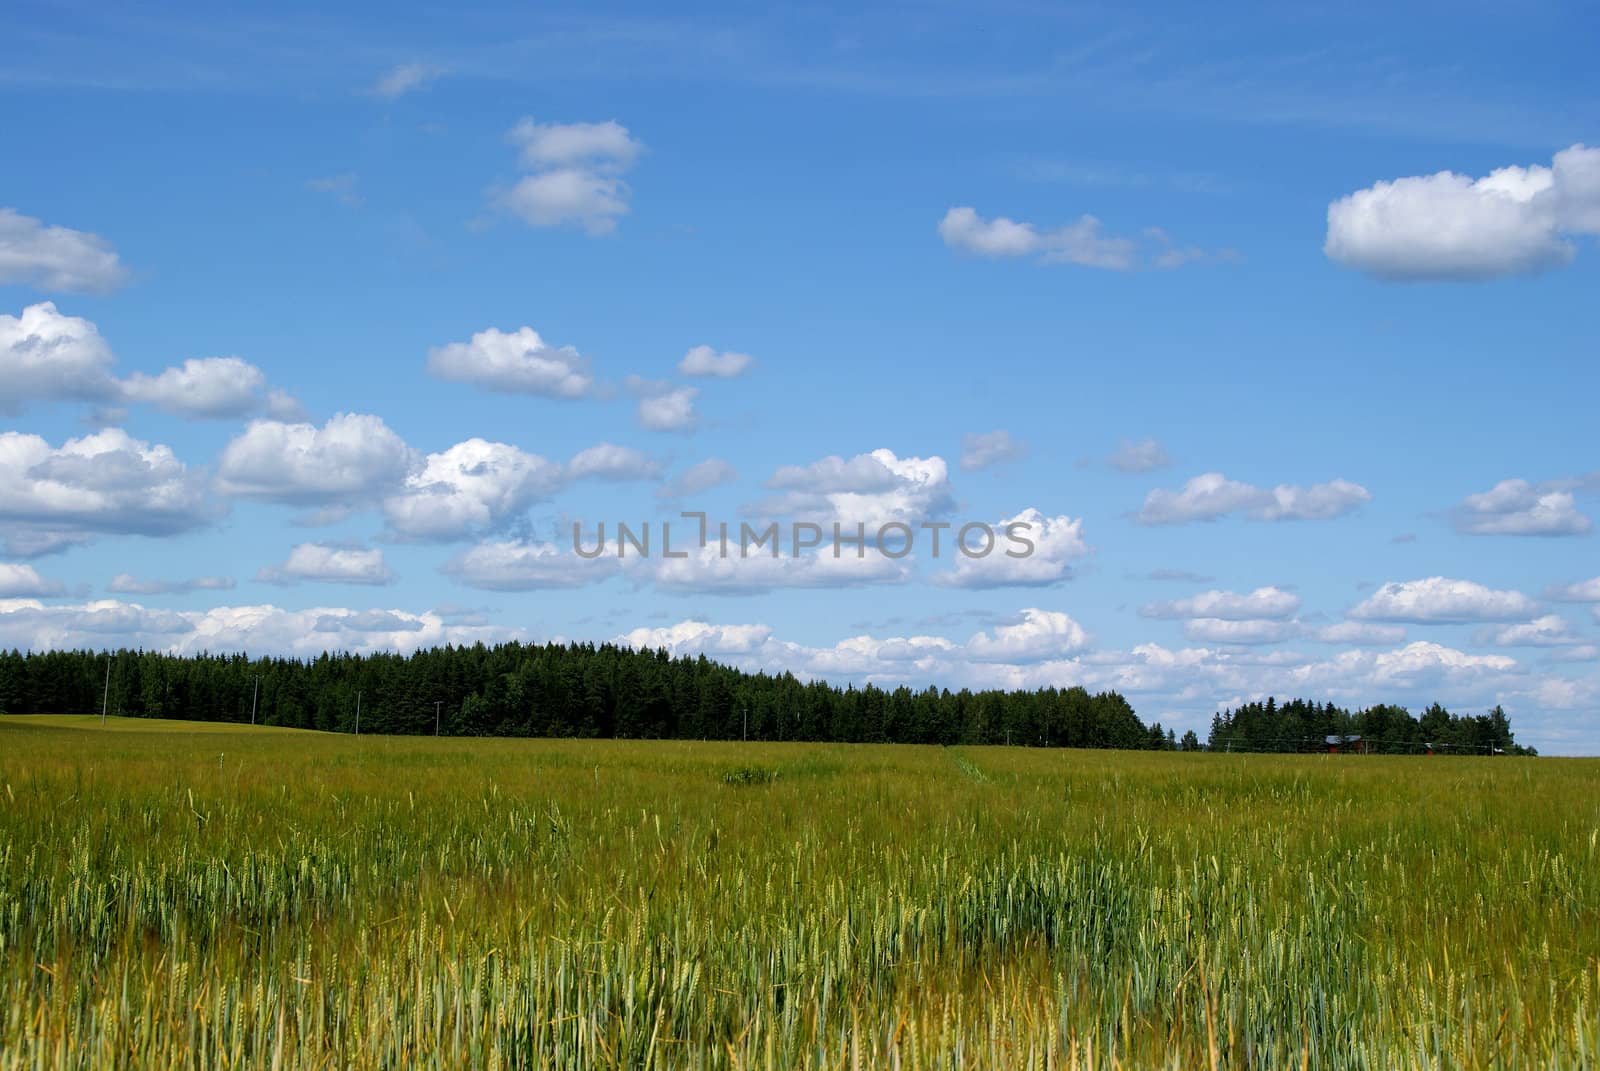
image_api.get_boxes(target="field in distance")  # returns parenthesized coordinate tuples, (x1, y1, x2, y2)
(2, 715, 1597, 1069)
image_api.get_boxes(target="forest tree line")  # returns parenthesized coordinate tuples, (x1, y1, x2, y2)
(0, 644, 1529, 754)
(1207, 696, 1533, 754)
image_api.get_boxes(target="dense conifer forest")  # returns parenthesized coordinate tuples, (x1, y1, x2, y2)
(1208, 696, 1533, 754)
(0, 644, 1529, 753)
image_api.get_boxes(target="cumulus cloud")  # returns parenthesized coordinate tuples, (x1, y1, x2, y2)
(496, 119, 643, 235)
(369, 63, 445, 98)
(121, 356, 303, 420)
(1453, 478, 1593, 536)
(1107, 437, 1171, 472)
(1475, 615, 1585, 648)
(3, 304, 298, 420)
(107, 574, 235, 595)
(758, 448, 955, 527)
(1325, 144, 1600, 281)
(939, 206, 1137, 269)
(637, 542, 911, 595)
(965, 609, 1089, 662)
(426, 325, 594, 398)
(1181, 618, 1300, 645)
(0, 564, 64, 598)
(566, 443, 663, 481)
(0, 209, 128, 294)
(933, 509, 1089, 589)
(217, 413, 413, 506)
(939, 207, 1231, 271)
(1142, 586, 1301, 621)
(960, 430, 1027, 472)
(617, 620, 774, 657)
(677, 345, 754, 378)
(1350, 577, 1540, 623)
(1547, 577, 1600, 602)
(637, 386, 699, 432)
(0, 302, 119, 413)
(257, 543, 394, 586)
(443, 540, 618, 591)
(0, 598, 519, 657)
(1312, 621, 1407, 646)
(383, 438, 562, 541)
(657, 458, 738, 501)
(1356, 642, 1519, 686)
(509, 119, 641, 170)
(0, 428, 215, 556)
(1136, 472, 1370, 524)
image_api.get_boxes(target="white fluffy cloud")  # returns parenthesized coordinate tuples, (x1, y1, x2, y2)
(0, 209, 128, 294)
(258, 543, 394, 586)
(1136, 472, 1370, 524)
(426, 325, 594, 398)
(637, 386, 699, 432)
(121, 356, 303, 421)
(1313, 621, 1407, 646)
(960, 430, 1027, 472)
(370, 62, 444, 98)
(496, 119, 642, 235)
(657, 458, 738, 501)
(1453, 478, 1592, 536)
(442, 540, 619, 591)
(509, 119, 641, 170)
(2, 304, 298, 420)
(217, 413, 413, 506)
(0, 428, 214, 556)
(939, 207, 1138, 269)
(1350, 577, 1540, 623)
(566, 442, 663, 481)
(1108, 437, 1171, 473)
(0, 564, 64, 597)
(965, 609, 1089, 662)
(760, 448, 955, 527)
(383, 438, 563, 541)
(497, 171, 630, 233)
(677, 345, 754, 378)
(1547, 577, 1600, 602)
(0, 598, 518, 656)
(0, 302, 119, 413)
(107, 574, 234, 595)
(617, 620, 774, 657)
(1325, 144, 1600, 281)
(1182, 618, 1300, 645)
(1136, 585, 1306, 647)
(638, 543, 910, 595)
(933, 509, 1089, 589)
(939, 207, 1230, 271)
(1475, 615, 1585, 648)
(1142, 586, 1301, 621)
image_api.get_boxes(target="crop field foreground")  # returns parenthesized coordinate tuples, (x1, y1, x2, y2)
(1, 716, 1597, 1070)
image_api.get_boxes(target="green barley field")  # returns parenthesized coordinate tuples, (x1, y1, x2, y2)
(1, 716, 1597, 1069)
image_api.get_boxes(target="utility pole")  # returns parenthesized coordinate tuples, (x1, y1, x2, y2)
(742, 707, 747, 742)
(434, 700, 442, 736)
(355, 691, 362, 736)
(250, 676, 259, 726)
(100, 655, 112, 725)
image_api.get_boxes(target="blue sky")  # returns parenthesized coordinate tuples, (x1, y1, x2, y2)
(3, 0, 1599, 751)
